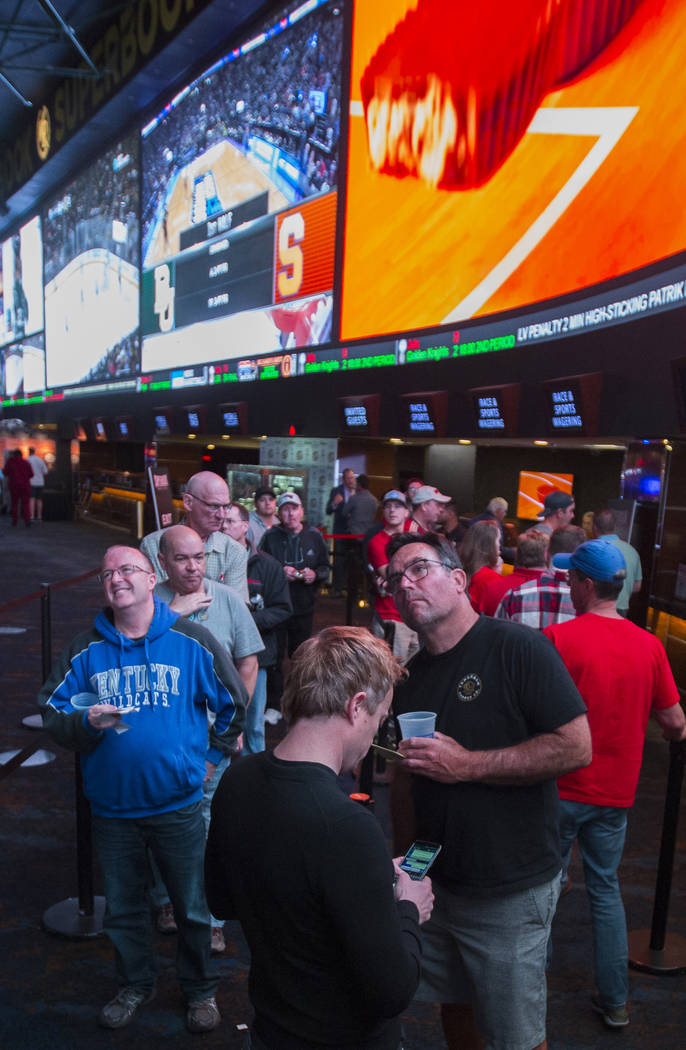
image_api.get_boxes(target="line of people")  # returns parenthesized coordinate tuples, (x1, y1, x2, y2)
(36, 468, 684, 1050)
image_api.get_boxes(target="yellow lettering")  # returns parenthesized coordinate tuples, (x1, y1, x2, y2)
(120, 7, 137, 80)
(159, 0, 182, 32)
(138, 0, 158, 56)
(277, 212, 305, 298)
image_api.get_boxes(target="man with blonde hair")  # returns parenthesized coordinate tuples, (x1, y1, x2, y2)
(206, 626, 434, 1050)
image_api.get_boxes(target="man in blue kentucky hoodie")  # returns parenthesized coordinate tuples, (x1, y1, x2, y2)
(38, 545, 247, 1034)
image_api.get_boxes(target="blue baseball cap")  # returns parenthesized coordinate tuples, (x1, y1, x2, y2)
(382, 489, 407, 506)
(552, 539, 626, 581)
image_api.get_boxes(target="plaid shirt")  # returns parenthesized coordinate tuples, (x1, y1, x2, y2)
(494, 570, 576, 629)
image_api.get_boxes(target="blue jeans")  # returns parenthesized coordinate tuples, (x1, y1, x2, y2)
(244, 667, 267, 754)
(93, 802, 216, 1001)
(149, 756, 231, 926)
(558, 799, 629, 1007)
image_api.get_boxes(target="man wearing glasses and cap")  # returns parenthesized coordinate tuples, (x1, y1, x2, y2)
(544, 539, 686, 1030)
(38, 546, 247, 1034)
(141, 470, 248, 599)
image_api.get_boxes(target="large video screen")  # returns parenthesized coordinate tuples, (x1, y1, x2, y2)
(0, 216, 43, 347)
(341, 0, 686, 341)
(0, 333, 45, 399)
(43, 134, 140, 389)
(140, 0, 343, 373)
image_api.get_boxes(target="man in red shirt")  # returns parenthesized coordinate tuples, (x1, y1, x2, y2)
(544, 540, 686, 1029)
(367, 490, 418, 664)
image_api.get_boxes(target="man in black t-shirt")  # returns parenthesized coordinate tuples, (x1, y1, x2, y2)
(385, 533, 590, 1050)
(205, 626, 433, 1050)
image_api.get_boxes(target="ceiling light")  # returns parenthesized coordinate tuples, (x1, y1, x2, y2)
(534, 440, 548, 446)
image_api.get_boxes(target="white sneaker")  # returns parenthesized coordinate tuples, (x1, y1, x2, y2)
(264, 708, 282, 725)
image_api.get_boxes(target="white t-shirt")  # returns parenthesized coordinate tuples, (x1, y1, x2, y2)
(28, 455, 48, 487)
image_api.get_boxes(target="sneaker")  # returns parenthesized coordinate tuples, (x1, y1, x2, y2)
(264, 708, 282, 725)
(211, 926, 226, 953)
(186, 996, 221, 1033)
(156, 901, 177, 934)
(99, 987, 155, 1028)
(592, 994, 629, 1028)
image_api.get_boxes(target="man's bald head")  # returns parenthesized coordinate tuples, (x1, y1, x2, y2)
(182, 471, 230, 540)
(158, 525, 206, 595)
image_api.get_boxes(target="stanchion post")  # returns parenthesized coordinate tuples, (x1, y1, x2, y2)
(74, 756, 95, 915)
(628, 739, 686, 974)
(40, 583, 52, 682)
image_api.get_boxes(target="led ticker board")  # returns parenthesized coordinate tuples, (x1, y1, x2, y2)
(140, 0, 342, 372)
(542, 372, 603, 437)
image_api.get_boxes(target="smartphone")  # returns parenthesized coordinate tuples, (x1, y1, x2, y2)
(370, 743, 406, 762)
(399, 840, 442, 881)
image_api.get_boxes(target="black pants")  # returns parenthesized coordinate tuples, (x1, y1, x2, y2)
(267, 611, 314, 710)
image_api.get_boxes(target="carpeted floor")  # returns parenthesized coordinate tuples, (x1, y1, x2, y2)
(1, 518, 684, 1049)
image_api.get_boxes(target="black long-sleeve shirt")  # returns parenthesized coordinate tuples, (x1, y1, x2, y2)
(205, 752, 422, 1050)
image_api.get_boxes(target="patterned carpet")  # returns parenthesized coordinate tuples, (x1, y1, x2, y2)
(1, 518, 684, 1049)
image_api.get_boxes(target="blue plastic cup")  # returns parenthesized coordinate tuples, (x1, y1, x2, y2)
(397, 711, 436, 738)
(70, 692, 100, 709)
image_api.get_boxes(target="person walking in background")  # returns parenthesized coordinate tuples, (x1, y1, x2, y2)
(544, 539, 686, 1029)
(27, 446, 49, 522)
(3, 448, 32, 527)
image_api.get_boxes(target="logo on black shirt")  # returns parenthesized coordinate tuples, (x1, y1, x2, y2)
(457, 673, 482, 702)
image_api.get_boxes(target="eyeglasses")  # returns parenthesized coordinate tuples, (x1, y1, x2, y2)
(188, 493, 230, 514)
(386, 558, 452, 594)
(99, 564, 152, 583)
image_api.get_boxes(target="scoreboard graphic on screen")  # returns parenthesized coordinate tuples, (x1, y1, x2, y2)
(142, 190, 336, 343)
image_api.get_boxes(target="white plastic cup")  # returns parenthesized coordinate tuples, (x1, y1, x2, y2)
(70, 692, 100, 709)
(397, 711, 436, 738)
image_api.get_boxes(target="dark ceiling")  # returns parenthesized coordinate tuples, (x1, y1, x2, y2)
(0, 0, 267, 234)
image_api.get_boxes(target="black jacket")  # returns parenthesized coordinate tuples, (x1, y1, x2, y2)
(261, 524, 330, 615)
(247, 547, 292, 668)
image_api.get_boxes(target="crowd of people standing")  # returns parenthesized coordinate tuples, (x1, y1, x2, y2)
(33, 465, 684, 1049)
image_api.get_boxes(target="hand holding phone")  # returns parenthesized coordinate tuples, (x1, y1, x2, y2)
(393, 863, 434, 924)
